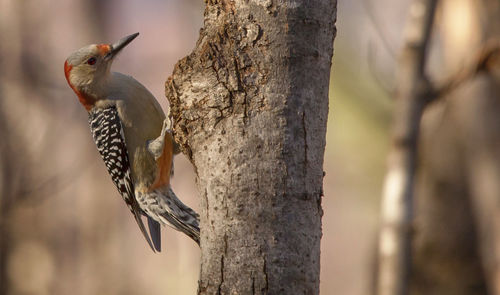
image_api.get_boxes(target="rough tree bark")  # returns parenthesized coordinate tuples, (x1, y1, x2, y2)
(165, 0, 336, 294)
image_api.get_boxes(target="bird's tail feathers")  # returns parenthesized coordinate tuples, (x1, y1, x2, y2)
(136, 187, 200, 246)
(147, 216, 162, 252)
(131, 207, 158, 252)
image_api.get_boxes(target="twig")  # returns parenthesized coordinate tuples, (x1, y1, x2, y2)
(433, 40, 500, 98)
(367, 41, 396, 95)
(362, 0, 398, 58)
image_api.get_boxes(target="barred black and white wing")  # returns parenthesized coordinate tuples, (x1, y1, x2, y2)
(88, 105, 160, 252)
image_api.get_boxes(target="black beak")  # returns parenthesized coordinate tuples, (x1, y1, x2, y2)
(105, 32, 139, 60)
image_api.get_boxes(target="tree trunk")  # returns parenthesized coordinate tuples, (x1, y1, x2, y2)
(408, 0, 500, 294)
(376, 0, 437, 294)
(165, 1, 336, 293)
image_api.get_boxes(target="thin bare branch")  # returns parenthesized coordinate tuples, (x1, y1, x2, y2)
(362, 0, 398, 58)
(367, 41, 396, 95)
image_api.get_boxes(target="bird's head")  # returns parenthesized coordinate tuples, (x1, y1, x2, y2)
(64, 33, 139, 110)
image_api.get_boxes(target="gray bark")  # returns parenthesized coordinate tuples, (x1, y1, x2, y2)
(165, 0, 336, 294)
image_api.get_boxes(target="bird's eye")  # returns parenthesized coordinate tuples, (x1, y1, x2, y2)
(87, 57, 97, 65)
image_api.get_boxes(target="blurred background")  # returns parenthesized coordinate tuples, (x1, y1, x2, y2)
(0, 0, 497, 294)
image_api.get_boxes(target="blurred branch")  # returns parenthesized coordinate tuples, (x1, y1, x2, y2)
(368, 41, 396, 95)
(433, 40, 500, 98)
(376, 0, 438, 295)
(16, 159, 94, 207)
(362, 0, 398, 58)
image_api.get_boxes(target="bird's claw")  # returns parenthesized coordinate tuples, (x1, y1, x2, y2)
(163, 117, 172, 133)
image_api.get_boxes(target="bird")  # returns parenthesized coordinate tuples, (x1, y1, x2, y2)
(64, 32, 200, 252)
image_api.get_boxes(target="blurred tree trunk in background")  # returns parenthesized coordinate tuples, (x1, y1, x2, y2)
(165, 0, 336, 293)
(376, 1, 437, 294)
(0, 2, 49, 293)
(410, 0, 500, 294)
(0, 1, 108, 294)
(0, 104, 17, 295)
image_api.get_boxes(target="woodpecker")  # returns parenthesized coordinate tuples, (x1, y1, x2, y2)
(64, 33, 200, 252)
